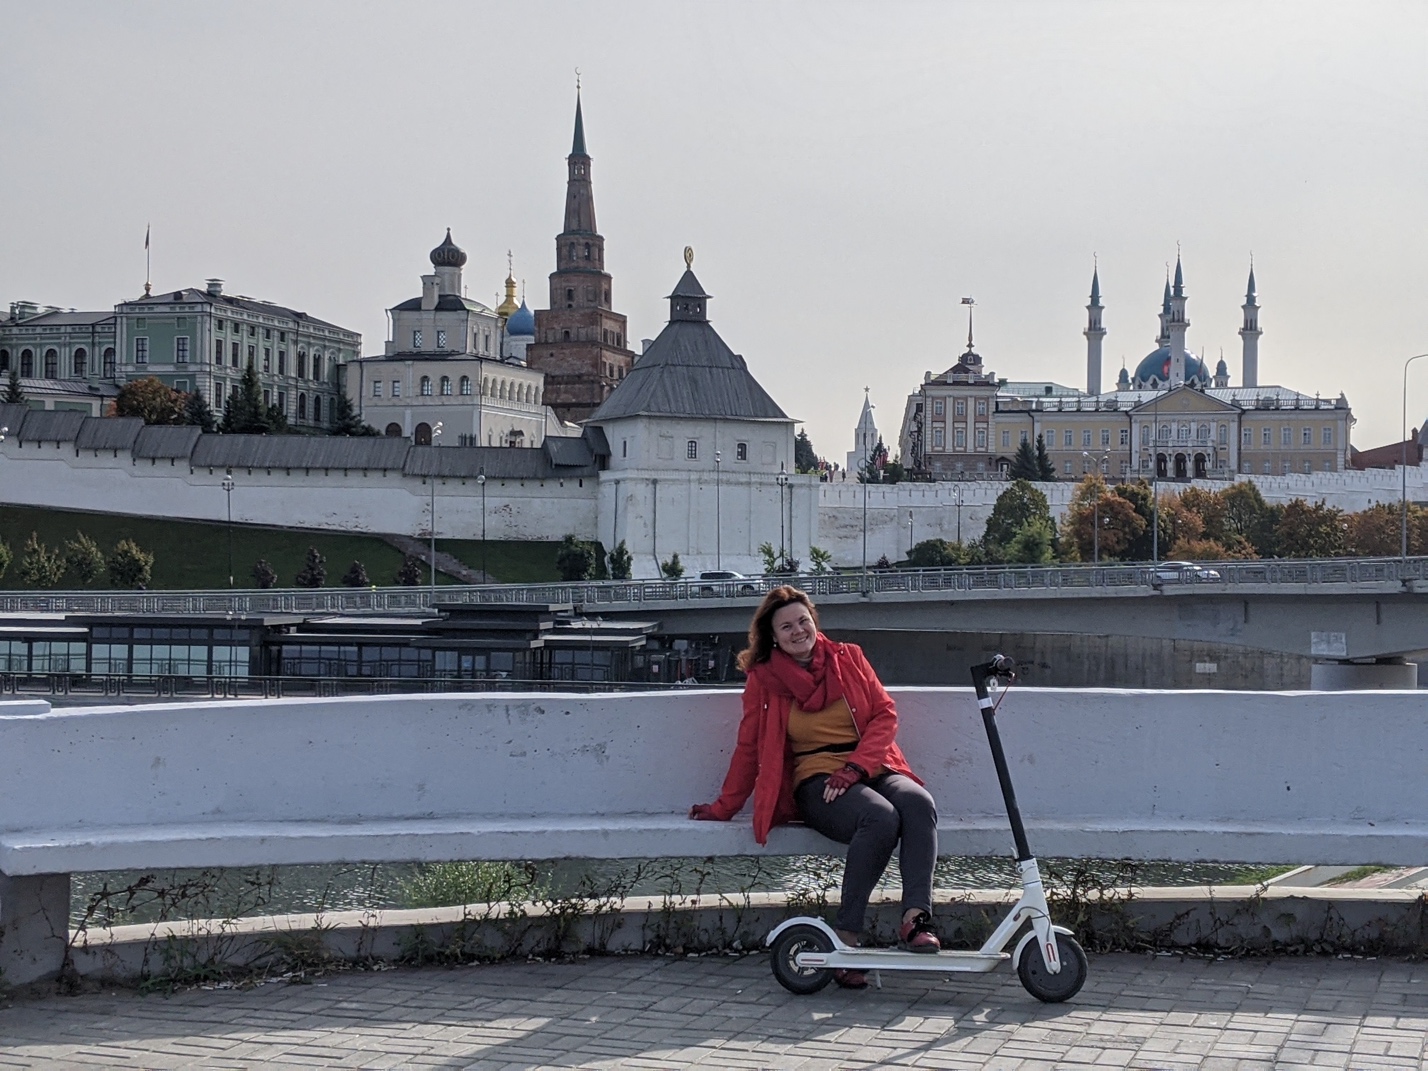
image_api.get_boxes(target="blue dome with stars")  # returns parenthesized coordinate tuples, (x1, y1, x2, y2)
(1133, 346, 1210, 388)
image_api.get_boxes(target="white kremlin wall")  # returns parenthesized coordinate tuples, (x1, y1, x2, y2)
(0, 435, 1423, 570)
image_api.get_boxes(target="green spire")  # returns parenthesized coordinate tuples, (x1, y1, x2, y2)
(572, 92, 587, 156)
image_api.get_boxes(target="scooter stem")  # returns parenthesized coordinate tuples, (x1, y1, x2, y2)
(971, 658, 1032, 863)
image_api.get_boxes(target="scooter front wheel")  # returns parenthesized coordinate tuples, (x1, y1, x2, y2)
(769, 923, 834, 995)
(1016, 933, 1087, 1003)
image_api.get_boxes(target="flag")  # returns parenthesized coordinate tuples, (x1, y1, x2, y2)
(144, 225, 150, 251)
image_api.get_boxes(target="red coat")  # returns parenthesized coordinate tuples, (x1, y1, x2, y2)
(705, 641, 921, 844)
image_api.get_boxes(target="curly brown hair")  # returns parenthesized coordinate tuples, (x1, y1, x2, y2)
(736, 586, 820, 672)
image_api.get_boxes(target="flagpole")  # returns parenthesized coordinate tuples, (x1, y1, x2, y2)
(144, 224, 151, 296)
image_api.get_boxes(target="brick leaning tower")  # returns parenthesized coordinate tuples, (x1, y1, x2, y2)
(528, 93, 635, 423)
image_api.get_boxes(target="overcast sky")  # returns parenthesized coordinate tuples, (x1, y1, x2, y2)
(2, 1, 1423, 457)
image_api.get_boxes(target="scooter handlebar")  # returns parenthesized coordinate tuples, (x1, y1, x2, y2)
(971, 655, 1018, 688)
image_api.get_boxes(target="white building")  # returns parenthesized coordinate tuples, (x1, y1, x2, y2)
(589, 257, 812, 578)
(847, 388, 879, 474)
(350, 231, 566, 447)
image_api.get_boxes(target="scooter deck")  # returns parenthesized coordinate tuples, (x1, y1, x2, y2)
(796, 948, 1010, 973)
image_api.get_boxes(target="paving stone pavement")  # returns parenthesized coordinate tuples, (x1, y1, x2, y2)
(1, 952, 1426, 1070)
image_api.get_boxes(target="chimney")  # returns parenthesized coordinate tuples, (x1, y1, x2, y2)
(205, 278, 224, 297)
(641, 338, 654, 354)
(421, 275, 440, 311)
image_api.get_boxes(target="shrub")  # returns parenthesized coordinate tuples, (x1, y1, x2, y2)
(400, 861, 543, 909)
(108, 539, 154, 589)
(395, 555, 423, 586)
(251, 559, 278, 589)
(809, 546, 833, 574)
(607, 539, 633, 580)
(63, 531, 106, 586)
(660, 551, 684, 579)
(19, 532, 65, 587)
(555, 534, 595, 581)
(341, 560, 370, 587)
(294, 547, 327, 588)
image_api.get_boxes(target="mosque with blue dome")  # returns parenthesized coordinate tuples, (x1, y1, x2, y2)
(899, 254, 1353, 482)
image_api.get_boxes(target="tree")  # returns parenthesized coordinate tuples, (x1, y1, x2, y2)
(63, 531, 106, 586)
(108, 539, 153, 589)
(794, 430, 818, 473)
(4, 367, 23, 403)
(183, 388, 218, 432)
(1345, 502, 1417, 557)
(882, 456, 906, 484)
(294, 546, 327, 587)
(341, 560, 371, 587)
(758, 541, 779, 574)
(907, 538, 970, 567)
(983, 480, 1053, 562)
(1179, 486, 1229, 544)
(858, 438, 891, 483)
(1004, 516, 1057, 564)
(220, 361, 286, 434)
(1008, 438, 1039, 480)
(18, 532, 65, 587)
(1034, 433, 1056, 480)
(1221, 481, 1281, 557)
(607, 539, 633, 580)
(809, 546, 834, 574)
(330, 392, 378, 437)
(1111, 480, 1171, 561)
(0, 538, 11, 581)
(1061, 476, 1146, 562)
(251, 559, 278, 589)
(555, 534, 595, 581)
(1161, 494, 1206, 550)
(394, 555, 423, 586)
(1275, 499, 1347, 559)
(660, 552, 685, 579)
(113, 377, 184, 425)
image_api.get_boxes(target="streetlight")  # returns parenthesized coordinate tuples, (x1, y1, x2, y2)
(775, 462, 789, 571)
(1402, 354, 1428, 561)
(429, 421, 443, 602)
(861, 464, 870, 583)
(953, 482, 963, 545)
(1082, 451, 1110, 564)
(907, 510, 914, 557)
(476, 467, 487, 582)
(221, 474, 235, 587)
(714, 449, 722, 571)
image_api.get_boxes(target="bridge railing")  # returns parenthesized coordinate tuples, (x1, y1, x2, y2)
(0, 555, 1423, 616)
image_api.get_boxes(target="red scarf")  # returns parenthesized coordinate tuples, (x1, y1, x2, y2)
(762, 635, 845, 712)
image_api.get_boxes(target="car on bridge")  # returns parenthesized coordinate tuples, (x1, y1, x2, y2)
(698, 570, 760, 596)
(1154, 561, 1223, 583)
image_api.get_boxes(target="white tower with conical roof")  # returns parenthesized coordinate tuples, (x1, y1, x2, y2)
(1084, 264, 1105, 395)
(1239, 263, 1261, 388)
(847, 388, 879, 474)
(1167, 254, 1190, 386)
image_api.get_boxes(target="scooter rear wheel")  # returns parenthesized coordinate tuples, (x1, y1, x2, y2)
(1016, 933, 1088, 1003)
(769, 924, 834, 995)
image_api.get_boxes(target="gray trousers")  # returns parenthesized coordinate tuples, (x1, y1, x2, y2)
(794, 772, 938, 935)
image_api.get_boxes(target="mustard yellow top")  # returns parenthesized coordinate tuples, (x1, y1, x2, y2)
(787, 697, 881, 786)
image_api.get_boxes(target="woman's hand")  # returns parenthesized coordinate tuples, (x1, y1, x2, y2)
(689, 803, 723, 820)
(823, 764, 866, 803)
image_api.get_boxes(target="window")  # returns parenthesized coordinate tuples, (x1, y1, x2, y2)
(1020, 430, 1029, 444)
(134, 338, 148, 365)
(72, 348, 86, 378)
(231, 341, 239, 366)
(263, 327, 271, 340)
(565, 288, 574, 307)
(1304, 461, 1313, 473)
(934, 427, 945, 449)
(686, 440, 699, 460)
(736, 442, 748, 461)
(440, 375, 452, 396)
(1262, 427, 1272, 445)
(1243, 428, 1252, 445)
(175, 337, 190, 364)
(214, 379, 223, 396)
(621, 439, 628, 458)
(976, 428, 986, 450)
(248, 325, 256, 337)
(278, 351, 286, 375)
(214, 340, 223, 363)
(933, 399, 944, 416)
(1197, 424, 1209, 442)
(1064, 430, 1073, 447)
(1119, 428, 1129, 446)
(420, 375, 432, 396)
(1178, 423, 1189, 442)
(1323, 427, 1334, 445)
(279, 331, 286, 342)
(276, 391, 285, 412)
(0, 350, 10, 373)
(955, 399, 966, 417)
(413, 330, 422, 349)
(1001, 430, 1010, 448)
(584, 242, 591, 260)
(1302, 427, 1313, 445)
(562, 330, 570, 342)
(436, 330, 447, 349)
(103, 347, 115, 377)
(1159, 424, 1170, 442)
(216, 319, 225, 332)
(1101, 428, 1110, 447)
(40, 349, 57, 377)
(263, 347, 271, 372)
(247, 344, 255, 365)
(392, 380, 400, 398)
(1219, 424, 1228, 444)
(312, 355, 323, 380)
(459, 375, 472, 396)
(1082, 429, 1092, 447)
(263, 389, 271, 406)
(373, 380, 382, 397)
(1064, 461, 1073, 474)
(297, 352, 307, 378)
(954, 427, 965, 449)
(976, 400, 987, 416)
(312, 396, 321, 422)
(1281, 426, 1292, 445)
(1140, 426, 1149, 445)
(1282, 460, 1291, 474)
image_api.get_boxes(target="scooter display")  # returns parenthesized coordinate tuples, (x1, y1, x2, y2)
(766, 655, 1088, 1002)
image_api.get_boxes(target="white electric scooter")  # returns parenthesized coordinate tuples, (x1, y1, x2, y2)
(766, 655, 1088, 1002)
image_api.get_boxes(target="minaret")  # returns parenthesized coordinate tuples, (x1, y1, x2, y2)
(1156, 276, 1171, 348)
(1084, 264, 1105, 395)
(528, 91, 634, 422)
(1166, 253, 1189, 386)
(1239, 262, 1261, 388)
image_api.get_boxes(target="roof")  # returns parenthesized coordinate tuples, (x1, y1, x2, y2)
(0, 310, 115, 328)
(133, 425, 204, 459)
(17, 409, 87, 443)
(121, 288, 353, 335)
(572, 92, 587, 156)
(390, 294, 495, 315)
(76, 417, 143, 452)
(191, 434, 411, 472)
(404, 444, 597, 480)
(0, 403, 29, 435)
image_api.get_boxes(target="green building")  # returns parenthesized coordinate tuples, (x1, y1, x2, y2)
(0, 302, 120, 414)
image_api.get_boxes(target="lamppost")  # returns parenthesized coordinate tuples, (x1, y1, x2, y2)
(861, 465, 869, 582)
(775, 462, 789, 571)
(1401, 354, 1428, 561)
(953, 483, 963, 545)
(476, 468, 487, 582)
(221, 473, 235, 587)
(1082, 450, 1110, 564)
(429, 420, 443, 601)
(907, 510, 914, 557)
(714, 449, 722, 571)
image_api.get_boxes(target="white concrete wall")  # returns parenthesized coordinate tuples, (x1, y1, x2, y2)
(2, 687, 1425, 873)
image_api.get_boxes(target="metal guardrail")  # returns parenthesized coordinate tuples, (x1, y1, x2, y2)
(0, 556, 1424, 617)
